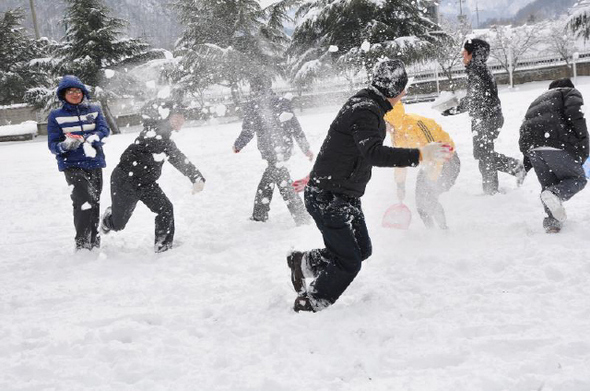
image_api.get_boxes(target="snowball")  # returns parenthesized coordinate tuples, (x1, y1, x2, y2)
(144, 130, 156, 138)
(104, 69, 115, 79)
(279, 112, 294, 122)
(81, 202, 92, 210)
(328, 45, 339, 52)
(157, 86, 172, 99)
(86, 134, 99, 144)
(83, 142, 96, 158)
(152, 153, 166, 162)
(158, 106, 170, 120)
(215, 104, 227, 117)
(283, 93, 293, 101)
(361, 40, 371, 52)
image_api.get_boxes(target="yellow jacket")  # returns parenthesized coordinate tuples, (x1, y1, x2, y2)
(385, 102, 455, 180)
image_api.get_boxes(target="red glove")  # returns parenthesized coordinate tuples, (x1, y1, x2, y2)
(292, 175, 310, 192)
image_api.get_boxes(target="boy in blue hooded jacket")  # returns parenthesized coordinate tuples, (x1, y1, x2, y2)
(47, 75, 110, 250)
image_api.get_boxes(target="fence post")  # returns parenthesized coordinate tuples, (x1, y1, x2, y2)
(434, 64, 440, 96)
(573, 52, 579, 84)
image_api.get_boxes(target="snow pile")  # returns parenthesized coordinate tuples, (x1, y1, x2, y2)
(0, 121, 37, 137)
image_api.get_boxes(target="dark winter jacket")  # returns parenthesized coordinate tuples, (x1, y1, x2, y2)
(519, 87, 589, 165)
(310, 87, 420, 198)
(47, 75, 110, 171)
(234, 93, 310, 163)
(116, 120, 205, 186)
(456, 50, 503, 122)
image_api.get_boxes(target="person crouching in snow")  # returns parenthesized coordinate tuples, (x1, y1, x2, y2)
(385, 102, 460, 229)
(287, 59, 453, 313)
(101, 101, 206, 252)
(47, 75, 110, 251)
(519, 78, 589, 233)
(232, 75, 313, 226)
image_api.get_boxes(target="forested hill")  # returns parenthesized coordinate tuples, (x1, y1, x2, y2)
(0, 0, 180, 49)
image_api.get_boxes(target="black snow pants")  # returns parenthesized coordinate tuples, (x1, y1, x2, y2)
(106, 166, 174, 252)
(64, 168, 103, 250)
(472, 116, 521, 194)
(527, 149, 587, 227)
(303, 186, 372, 309)
(252, 161, 309, 225)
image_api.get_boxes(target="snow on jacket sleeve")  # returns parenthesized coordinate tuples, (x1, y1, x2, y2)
(164, 139, 205, 183)
(563, 88, 589, 161)
(350, 107, 420, 168)
(47, 111, 66, 155)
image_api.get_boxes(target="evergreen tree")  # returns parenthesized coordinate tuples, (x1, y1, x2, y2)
(568, 0, 590, 41)
(46, 0, 163, 133)
(289, 0, 444, 85)
(0, 8, 49, 105)
(172, 0, 293, 108)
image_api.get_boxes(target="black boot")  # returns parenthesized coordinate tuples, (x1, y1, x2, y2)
(287, 251, 307, 295)
(293, 294, 316, 313)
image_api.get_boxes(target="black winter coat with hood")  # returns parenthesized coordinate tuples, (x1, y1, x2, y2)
(310, 87, 420, 198)
(519, 87, 589, 164)
(234, 92, 310, 163)
(457, 46, 503, 122)
(116, 120, 205, 186)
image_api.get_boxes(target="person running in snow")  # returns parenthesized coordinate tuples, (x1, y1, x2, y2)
(232, 76, 313, 226)
(442, 38, 525, 195)
(100, 101, 206, 253)
(385, 102, 460, 229)
(519, 78, 589, 233)
(47, 75, 110, 251)
(287, 60, 453, 312)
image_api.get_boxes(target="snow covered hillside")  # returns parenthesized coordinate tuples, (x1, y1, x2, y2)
(1, 79, 590, 390)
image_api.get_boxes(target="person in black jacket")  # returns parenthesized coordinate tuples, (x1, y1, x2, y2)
(100, 101, 206, 252)
(443, 38, 524, 194)
(287, 59, 453, 312)
(233, 76, 313, 225)
(519, 78, 589, 233)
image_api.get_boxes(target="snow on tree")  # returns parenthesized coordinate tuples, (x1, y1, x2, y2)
(542, 18, 577, 74)
(0, 8, 50, 105)
(568, 0, 590, 41)
(25, 0, 164, 134)
(430, 16, 471, 92)
(288, 0, 444, 87)
(172, 0, 294, 109)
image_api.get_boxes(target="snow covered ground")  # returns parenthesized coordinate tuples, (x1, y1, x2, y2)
(1, 79, 590, 391)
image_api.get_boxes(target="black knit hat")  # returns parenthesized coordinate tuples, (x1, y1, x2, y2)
(464, 38, 490, 60)
(549, 78, 575, 89)
(371, 59, 408, 98)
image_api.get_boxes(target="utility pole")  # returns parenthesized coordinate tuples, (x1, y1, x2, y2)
(29, 0, 40, 39)
(457, 0, 467, 24)
(476, 1, 480, 29)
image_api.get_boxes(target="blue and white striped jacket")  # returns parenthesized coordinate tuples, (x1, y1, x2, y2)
(47, 75, 110, 171)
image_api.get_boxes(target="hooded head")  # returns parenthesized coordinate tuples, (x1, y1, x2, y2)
(463, 38, 490, 63)
(371, 59, 408, 99)
(549, 78, 575, 90)
(141, 99, 186, 122)
(56, 75, 90, 103)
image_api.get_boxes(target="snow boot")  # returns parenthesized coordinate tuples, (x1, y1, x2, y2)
(541, 190, 567, 222)
(293, 294, 316, 313)
(543, 217, 562, 234)
(287, 251, 307, 295)
(100, 207, 112, 235)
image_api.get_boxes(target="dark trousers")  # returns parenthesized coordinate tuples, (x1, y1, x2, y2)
(527, 149, 587, 222)
(304, 186, 371, 307)
(416, 152, 461, 228)
(472, 116, 521, 194)
(105, 167, 174, 252)
(64, 168, 103, 250)
(253, 162, 308, 225)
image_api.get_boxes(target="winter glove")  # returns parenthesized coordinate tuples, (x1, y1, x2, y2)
(192, 180, 205, 194)
(292, 175, 310, 193)
(232, 145, 240, 153)
(419, 142, 452, 164)
(59, 134, 84, 151)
